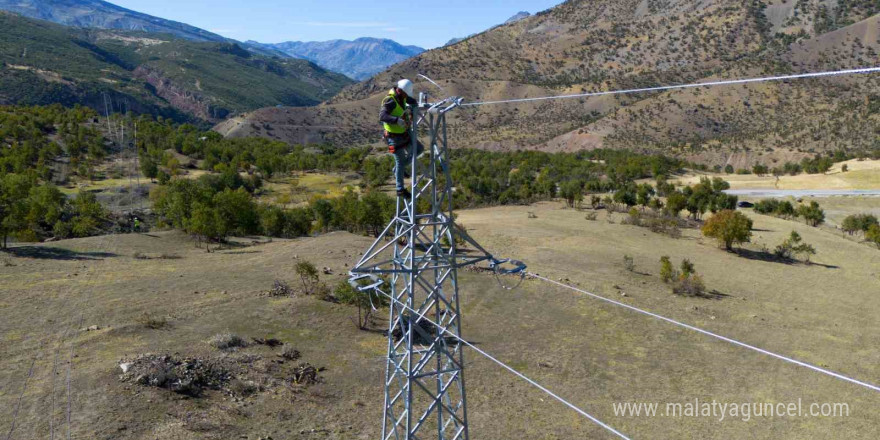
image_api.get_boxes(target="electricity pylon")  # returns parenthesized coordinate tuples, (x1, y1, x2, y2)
(350, 94, 521, 440)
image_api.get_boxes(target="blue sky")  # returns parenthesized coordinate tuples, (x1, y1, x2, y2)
(111, 0, 563, 48)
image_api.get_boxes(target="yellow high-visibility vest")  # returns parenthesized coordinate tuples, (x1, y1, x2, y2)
(382, 89, 408, 134)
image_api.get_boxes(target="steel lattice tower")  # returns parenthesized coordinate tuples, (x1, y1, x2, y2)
(350, 95, 500, 440)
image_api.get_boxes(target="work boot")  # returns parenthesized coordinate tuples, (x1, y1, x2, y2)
(396, 188, 412, 199)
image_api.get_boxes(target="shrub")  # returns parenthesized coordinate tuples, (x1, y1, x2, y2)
(866, 224, 880, 248)
(797, 201, 825, 227)
(137, 313, 168, 329)
(680, 259, 695, 278)
(269, 279, 293, 296)
(842, 214, 879, 235)
(673, 274, 706, 296)
(659, 256, 677, 283)
(280, 345, 301, 361)
(559, 180, 583, 208)
(208, 332, 249, 350)
(334, 279, 386, 329)
(228, 379, 259, 397)
(774, 231, 816, 262)
(701, 210, 753, 250)
(295, 261, 320, 295)
(585, 212, 598, 221)
(623, 255, 635, 272)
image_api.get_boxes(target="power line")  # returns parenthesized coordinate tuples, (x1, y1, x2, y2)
(460, 66, 880, 107)
(530, 274, 880, 393)
(367, 287, 632, 440)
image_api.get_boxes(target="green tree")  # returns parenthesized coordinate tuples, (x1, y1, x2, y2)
(842, 214, 878, 235)
(140, 155, 159, 182)
(360, 191, 394, 237)
(701, 210, 753, 250)
(866, 224, 880, 248)
(664, 191, 687, 217)
(213, 188, 259, 236)
(797, 201, 825, 227)
(187, 202, 222, 251)
(363, 157, 393, 189)
(636, 184, 655, 209)
(659, 256, 677, 283)
(775, 231, 816, 262)
(559, 180, 583, 208)
(295, 260, 320, 295)
(69, 190, 106, 238)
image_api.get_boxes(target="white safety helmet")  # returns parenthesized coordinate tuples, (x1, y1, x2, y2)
(397, 79, 414, 97)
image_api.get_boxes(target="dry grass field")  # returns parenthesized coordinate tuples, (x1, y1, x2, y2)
(671, 159, 880, 191)
(1, 201, 879, 439)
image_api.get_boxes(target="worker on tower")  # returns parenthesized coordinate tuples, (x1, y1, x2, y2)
(379, 79, 424, 199)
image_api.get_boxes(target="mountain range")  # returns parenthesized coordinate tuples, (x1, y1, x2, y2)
(218, 0, 880, 168)
(0, 0, 423, 78)
(0, 0, 228, 42)
(246, 38, 425, 80)
(0, 11, 353, 121)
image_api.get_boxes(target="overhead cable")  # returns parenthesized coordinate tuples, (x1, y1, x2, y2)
(461, 66, 880, 107)
(370, 287, 632, 440)
(531, 274, 880, 393)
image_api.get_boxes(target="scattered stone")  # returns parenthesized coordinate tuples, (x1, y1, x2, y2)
(322, 267, 333, 275)
(85, 325, 100, 331)
(119, 362, 132, 373)
(620, 292, 627, 297)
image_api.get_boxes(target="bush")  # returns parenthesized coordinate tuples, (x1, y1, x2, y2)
(774, 231, 816, 262)
(673, 274, 706, 296)
(295, 261, 320, 295)
(842, 214, 879, 235)
(137, 312, 168, 329)
(866, 224, 880, 248)
(701, 210, 753, 250)
(797, 201, 825, 227)
(659, 256, 677, 283)
(623, 255, 635, 272)
(280, 345, 301, 361)
(208, 332, 249, 350)
(680, 259, 695, 278)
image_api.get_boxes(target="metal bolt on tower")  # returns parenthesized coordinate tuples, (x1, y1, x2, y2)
(350, 93, 524, 440)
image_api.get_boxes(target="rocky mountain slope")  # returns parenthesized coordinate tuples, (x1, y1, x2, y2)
(0, 0, 226, 42)
(219, 0, 880, 167)
(446, 11, 533, 46)
(248, 38, 425, 80)
(0, 12, 353, 122)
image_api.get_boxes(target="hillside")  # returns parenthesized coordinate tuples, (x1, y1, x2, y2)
(0, 12, 354, 121)
(1, 201, 878, 438)
(249, 38, 425, 80)
(0, 0, 227, 42)
(219, 0, 880, 167)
